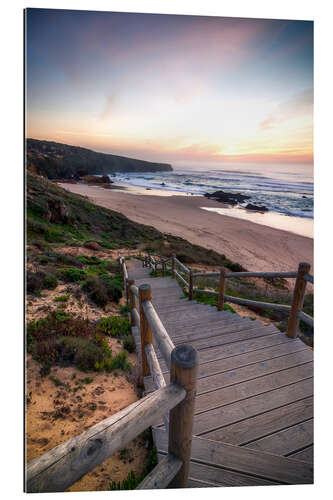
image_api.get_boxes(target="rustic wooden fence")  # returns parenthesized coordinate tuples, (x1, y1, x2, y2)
(144, 255, 314, 340)
(25, 258, 198, 492)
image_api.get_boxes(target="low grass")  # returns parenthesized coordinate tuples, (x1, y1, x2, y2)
(97, 316, 131, 337)
(27, 311, 132, 375)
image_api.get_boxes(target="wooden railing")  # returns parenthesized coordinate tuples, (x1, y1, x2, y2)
(25, 258, 198, 492)
(143, 253, 171, 276)
(147, 255, 313, 340)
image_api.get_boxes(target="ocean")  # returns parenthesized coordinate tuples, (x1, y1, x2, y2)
(112, 167, 314, 220)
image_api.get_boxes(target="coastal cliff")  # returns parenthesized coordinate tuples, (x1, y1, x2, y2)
(26, 139, 173, 179)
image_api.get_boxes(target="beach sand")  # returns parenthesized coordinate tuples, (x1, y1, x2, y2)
(59, 183, 313, 273)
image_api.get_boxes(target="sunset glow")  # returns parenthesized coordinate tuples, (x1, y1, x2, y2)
(26, 9, 313, 168)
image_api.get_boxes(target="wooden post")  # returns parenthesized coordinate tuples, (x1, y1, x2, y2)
(218, 267, 226, 311)
(139, 284, 153, 377)
(171, 255, 175, 279)
(168, 344, 198, 488)
(287, 262, 311, 339)
(128, 279, 135, 327)
(188, 270, 193, 300)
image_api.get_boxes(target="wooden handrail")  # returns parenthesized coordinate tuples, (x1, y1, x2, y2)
(297, 311, 314, 328)
(304, 273, 314, 284)
(192, 271, 298, 279)
(137, 454, 182, 489)
(26, 383, 185, 493)
(145, 343, 169, 430)
(192, 288, 291, 312)
(145, 344, 166, 390)
(174, 257, 190, 274)
(174, 269, 189, 288)
(224, 294, 291, 312)
(142, 297, 175, 368)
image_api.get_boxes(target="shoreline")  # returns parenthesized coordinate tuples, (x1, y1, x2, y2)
(58, 183, 313, 273)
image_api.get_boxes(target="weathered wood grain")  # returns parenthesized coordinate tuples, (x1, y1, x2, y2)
(168, 345, 198, 488)
(137, 454, 182, 489)
(207, 397, 313, 445)
(196, 378, 313, 436)
(143, 300, 175, 368)
(26, 384, 185, 493)
(289, 445, 313, 464)
(174, 269, 189, 287)
(287, 262, 311, 338)
(245, 419, 313, 456)
(297, 311, 314, 327)
(155, 429, 313, 484)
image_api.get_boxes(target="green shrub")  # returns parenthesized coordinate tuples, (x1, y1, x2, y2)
(53, 294, 70, 302)
(119, 304, 130, 316)
(56, 336, 105, 371)
(27, 270, 58, 293)
(109, 351, 131, 371)
(100, 274, 123, 302)
(81, 275, 109, 307)
(123, 334, 136, 353)
(59, 267, 86, 282)
(97, 316, 130, 337)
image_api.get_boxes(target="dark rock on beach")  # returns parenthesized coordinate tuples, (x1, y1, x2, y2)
(245, 203, 268, 212)
(204, 190, 251, 205)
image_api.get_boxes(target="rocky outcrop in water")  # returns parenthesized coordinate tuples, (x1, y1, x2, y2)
(204, 190, 251, 205)
(245, 203, 268, 212)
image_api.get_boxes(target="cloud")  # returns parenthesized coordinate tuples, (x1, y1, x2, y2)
(259, 89, 313, 131)
(99, 94, 117, 121)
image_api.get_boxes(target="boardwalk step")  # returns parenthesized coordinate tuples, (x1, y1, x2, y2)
(154, 429, 313, 484)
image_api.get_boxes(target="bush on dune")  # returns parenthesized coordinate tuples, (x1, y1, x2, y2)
(27, 270, 58, 294)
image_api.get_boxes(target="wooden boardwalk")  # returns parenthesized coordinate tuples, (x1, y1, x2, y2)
(127, 259, 313, 488)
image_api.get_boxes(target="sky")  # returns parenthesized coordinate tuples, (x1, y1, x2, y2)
(26, 9, 313, 171)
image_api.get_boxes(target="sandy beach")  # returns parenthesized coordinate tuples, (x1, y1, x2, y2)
(59, 183, 313, 273)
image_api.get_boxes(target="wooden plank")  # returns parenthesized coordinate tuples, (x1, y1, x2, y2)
(245, 419, 313, 456)
(195, 341, 309, 379)
(170, 319, 266, 345)
(188, 461, 279, 487)
(195, 363, 313, 415)
(137, 454, 182, 489)
(162, 311, 233, 329)
(172, 325, 281, 353)
(195, 378, 313, 436)
(145, 350, 312, 396)
(26, 383, 186, 493)
(168, 314, 247, 336)
(187, 478, 218, 488)
(157, 333, 299, 370)
(147, 339, 307, 381)
(289, 445, 313, 464)
(157, 455, 278, 487)
(206, 397, 313, 445)
(154, 429, 313, 484)
(196, 350, 313, 396)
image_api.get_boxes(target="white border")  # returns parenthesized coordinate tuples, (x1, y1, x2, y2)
(1, 1, 332, 499)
